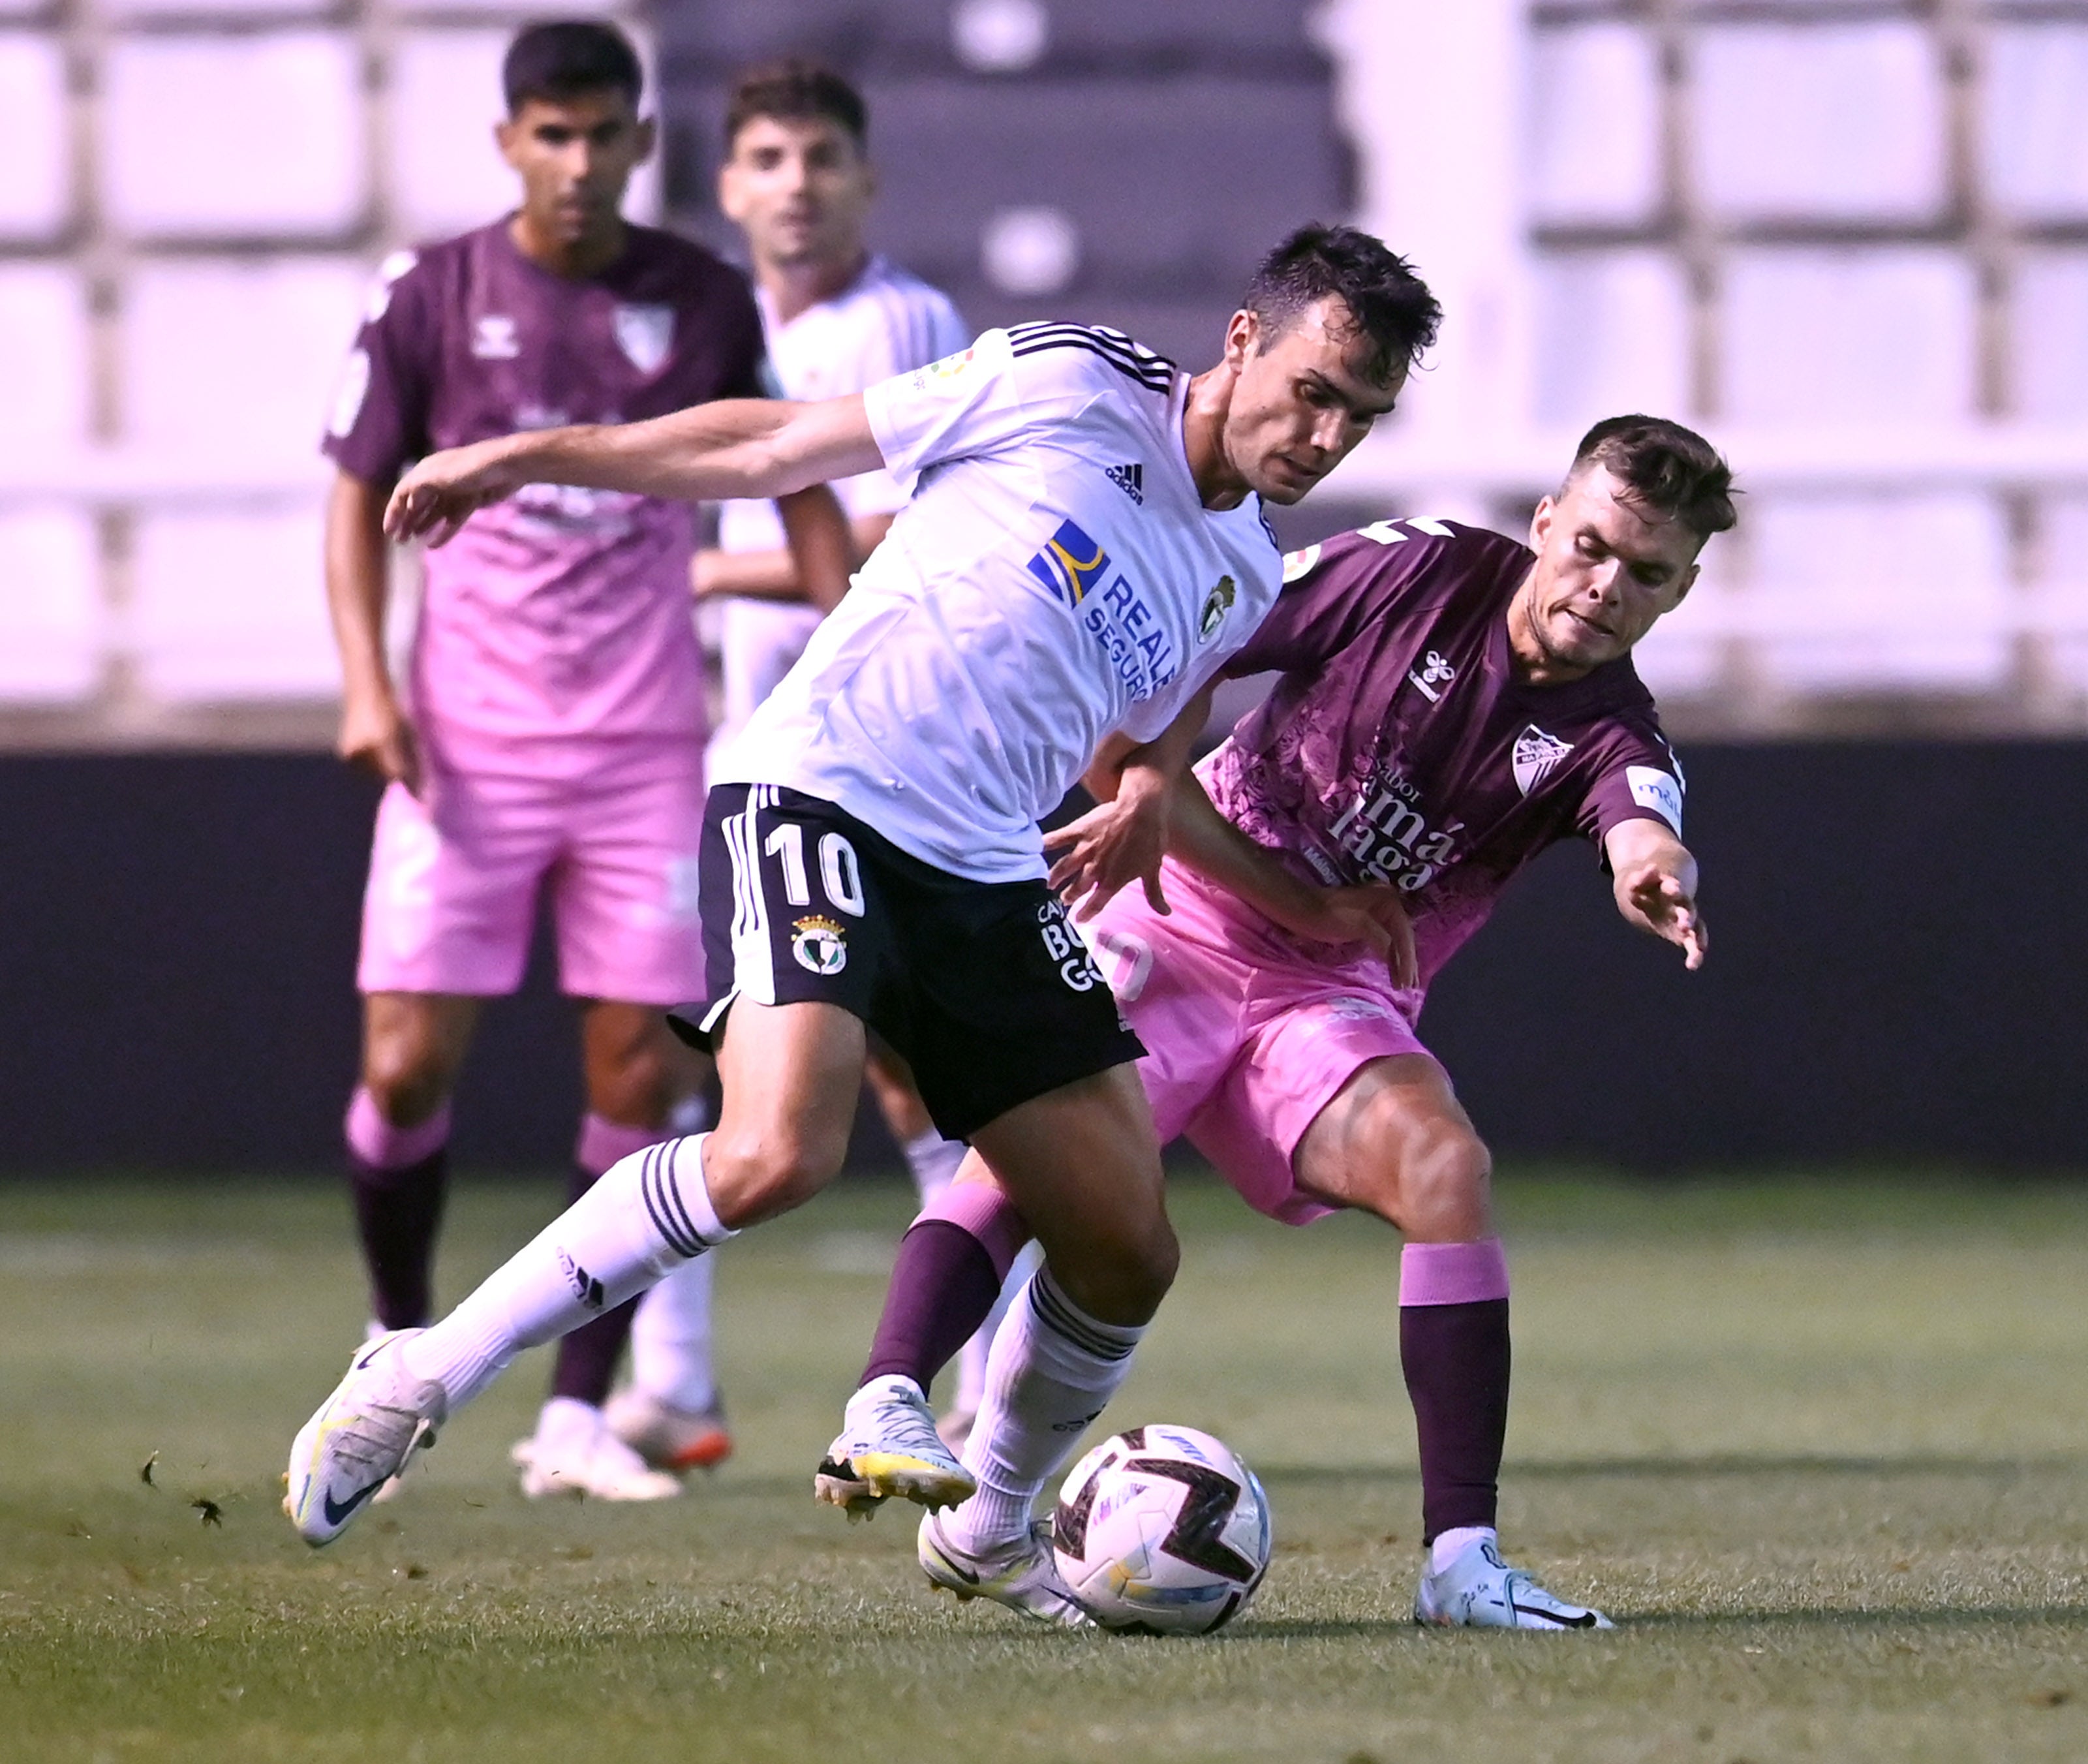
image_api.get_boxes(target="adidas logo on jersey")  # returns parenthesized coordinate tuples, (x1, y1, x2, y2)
(1105, 463, 1144, 504)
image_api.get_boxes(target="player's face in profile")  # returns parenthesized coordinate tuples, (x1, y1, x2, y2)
(1521, 465, 1701, 671)
(1220, 298, 1405, 506)
(720, 116, 876, 270)
(496, 89, 653, 248)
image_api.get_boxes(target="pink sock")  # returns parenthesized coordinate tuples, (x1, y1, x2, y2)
(345, 1087, 450, 1171)
(1398, 1237, 1510, 1306)
(574, 1113, 668, 1178)
(915, 1181, 1030, 1282)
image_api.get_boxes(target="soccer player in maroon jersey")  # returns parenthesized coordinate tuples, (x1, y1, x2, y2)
(322, 20, 849, 1500)
(850, 415, 1730, 1628)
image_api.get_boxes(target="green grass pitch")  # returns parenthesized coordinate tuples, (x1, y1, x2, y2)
(1, 1170, 2085, 1762)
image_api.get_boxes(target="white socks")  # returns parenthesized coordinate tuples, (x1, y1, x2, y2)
(949, 1264, 1144, 1551)
(403, 1134, 733, 1412)
(628, 1255, 718, 1414)
(1430, 1524, 1498, 1575)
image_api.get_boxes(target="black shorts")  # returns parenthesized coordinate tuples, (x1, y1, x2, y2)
(668, 784, 1144, 1143)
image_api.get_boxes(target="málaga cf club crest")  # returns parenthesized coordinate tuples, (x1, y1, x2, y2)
(1511, 725, 1574, 796)
(613, 303, 675, 374)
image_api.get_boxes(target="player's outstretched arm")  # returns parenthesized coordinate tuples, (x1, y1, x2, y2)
(384, 393, 885, 548)
(1605, 818, 1708, 970)
(1159, 769, 1418, 988)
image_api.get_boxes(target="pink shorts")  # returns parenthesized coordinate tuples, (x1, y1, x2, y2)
(357, 738, 706, 1004)
(1086, 863, 1435, 1226)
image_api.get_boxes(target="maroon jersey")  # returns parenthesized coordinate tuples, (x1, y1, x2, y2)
(323, 221, 767, 752)
(1201, 517, 1686, 990)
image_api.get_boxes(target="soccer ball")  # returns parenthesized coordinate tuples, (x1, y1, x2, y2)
(1052, 1424, 1272, 1634)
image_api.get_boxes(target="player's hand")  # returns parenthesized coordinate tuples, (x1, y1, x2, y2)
(1043, 767, 1173, 921)
(337, 689, 421, 795)
(1616, 858, 1708, 970)
(1274, 883, 1419, 989)
(385, 439, 527, 548)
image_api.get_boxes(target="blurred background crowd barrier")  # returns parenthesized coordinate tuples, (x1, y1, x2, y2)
(3, 0, 2086, 1171)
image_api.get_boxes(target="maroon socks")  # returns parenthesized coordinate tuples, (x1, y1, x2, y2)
(861, 1183, 1031, 1392)
(1398, 1238, 1512, 1543)
(550, 1115, 668, 1406)
(345, 1087, 452, 1331)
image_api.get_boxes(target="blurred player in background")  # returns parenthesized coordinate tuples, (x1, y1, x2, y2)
(852, 417, 1729, 1626)
(613, 61, 1006, 1472)
(321, 20, 848, 1502)
(288, 229, 1441, 1604)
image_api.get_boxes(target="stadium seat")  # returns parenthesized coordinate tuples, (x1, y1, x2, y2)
(122, 257, 366, 469)
(2013, 251, 2088, 420)
(2028, 495, 2088, 690)
(1693, 23, 1944, 223)
(1722, 248, 1976, 424)
(102, 32, 366, 238)
(1530, 250, 1690, 427)
(852, 77, 1343, 299)
(664, 0, 1320, 76)
(0, 33, 70, 239)
(1983, 25, 2088, 222)
(0, 507, 102, 704)
(1741, 493, 2014, 695)
(128, 503, 339, 700)
(1528, 22, 1663, 228)
(0, 264, 91, 452)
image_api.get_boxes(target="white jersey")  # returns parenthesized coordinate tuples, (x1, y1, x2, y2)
(714, 324, 1285, 884)
(716, 255, 970, 551)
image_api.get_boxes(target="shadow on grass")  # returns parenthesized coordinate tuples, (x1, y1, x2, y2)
(1625, 1603, 2088, 1631)
(1255, 1452, 2086, 1485)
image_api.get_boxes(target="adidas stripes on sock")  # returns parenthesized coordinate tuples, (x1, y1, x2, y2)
(403, 1134, 733, 1412)
(947, 1264, 1144, 1551)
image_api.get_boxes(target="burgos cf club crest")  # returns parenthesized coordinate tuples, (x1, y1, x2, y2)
(790, 914, 848, 975)
(1026, 519, 1111, 605)
(1199, 574, 1236, 642)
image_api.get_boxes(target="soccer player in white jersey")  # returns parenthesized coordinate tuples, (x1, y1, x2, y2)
(611, 62, 996, 1472)
(286, 229, 1443, 1621)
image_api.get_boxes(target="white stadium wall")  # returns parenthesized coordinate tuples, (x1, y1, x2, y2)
(0, 0, 2086, 740)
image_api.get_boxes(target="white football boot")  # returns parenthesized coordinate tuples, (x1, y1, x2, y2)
(917, 1510, 1094, 1628)
(510, 1398, 682, 1502)
(284, 1329, 446, 1546)
(604, 1388, 733, 1472)
(1414, 1532, 1614, 1630)
(814, 1374, 975, 1519)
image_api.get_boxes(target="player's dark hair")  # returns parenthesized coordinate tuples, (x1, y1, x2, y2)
(1569, 414, 1738, 540)
(1242, 224, 1441, 387)
(725, 59, 868, 153)
(502, 21, 643, 116)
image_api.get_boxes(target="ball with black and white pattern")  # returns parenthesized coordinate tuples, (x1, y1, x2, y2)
(1052, 1424, 1272, 1634)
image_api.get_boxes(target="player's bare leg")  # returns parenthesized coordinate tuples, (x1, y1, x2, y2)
(348, 992, 480, 1331)
(514, 999, 696, 1502)
(1295, 1054, 1609, 1629)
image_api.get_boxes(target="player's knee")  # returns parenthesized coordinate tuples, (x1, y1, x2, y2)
(1060, 1209, 1178, 1327)
(701, 1119, 849, 1225)
(361, 1040, 453, 1127)
(590, 1042, 675, 1128)
(1400, 1122, 1493, 1240)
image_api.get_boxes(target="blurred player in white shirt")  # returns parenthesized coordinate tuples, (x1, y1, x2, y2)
(615, 63, 1000, 1469)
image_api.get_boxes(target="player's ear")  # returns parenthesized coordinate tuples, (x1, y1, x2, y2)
(632, 115, 657, 165)
(495, 115, 521, 169)
(1223, 309, 1258, 369)
(1671, 560, 1699, 606)
(1528, 493, 1557, 551)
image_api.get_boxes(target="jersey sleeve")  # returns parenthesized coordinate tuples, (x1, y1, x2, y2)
(1222, 521, 1445, 677)
(862, 327, 1081, 478)
(1573, 720, 1687, 847)
(842, 287, 976, 519)
(322, 250, 435, 484)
